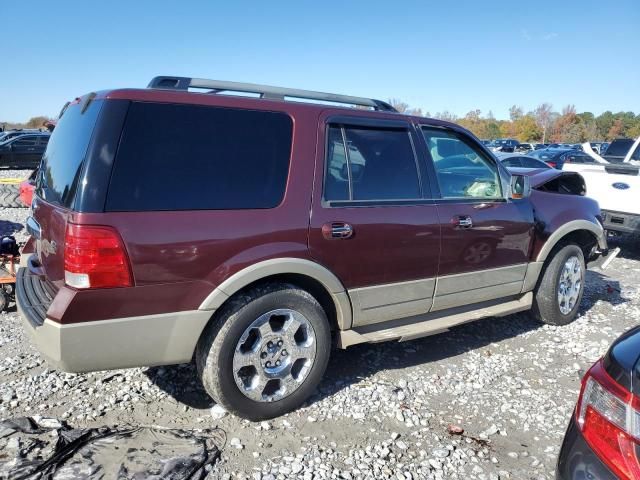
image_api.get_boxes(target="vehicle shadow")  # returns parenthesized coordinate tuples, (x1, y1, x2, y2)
(144, 363, 214, 410)
(144, 270, 626, 411)
(308, 270, 626, 405)
(0, 220, 23, 237)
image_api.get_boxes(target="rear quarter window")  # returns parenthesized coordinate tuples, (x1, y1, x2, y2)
(36, 99, 103, 208)
(105, 102, 293, 211)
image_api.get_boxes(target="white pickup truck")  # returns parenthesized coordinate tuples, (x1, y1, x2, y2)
(563, 137, 640, 235)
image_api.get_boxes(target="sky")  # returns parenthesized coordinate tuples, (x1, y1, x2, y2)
(2, 0, 639, 123)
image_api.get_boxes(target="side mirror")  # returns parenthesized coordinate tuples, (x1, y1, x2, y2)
(509, 174, 531, 199)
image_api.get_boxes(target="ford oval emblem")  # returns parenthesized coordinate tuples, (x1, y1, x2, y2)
(612, 182, 630, 190)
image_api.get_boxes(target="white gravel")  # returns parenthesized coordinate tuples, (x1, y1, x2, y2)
(1, 205, 639, 479)
(0, 169, 31, 181)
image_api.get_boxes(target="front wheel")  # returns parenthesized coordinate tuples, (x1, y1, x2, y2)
(196, 283, 331, 420)
(533, 243, 585, 326)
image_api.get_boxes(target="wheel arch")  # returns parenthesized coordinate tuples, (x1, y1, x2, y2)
(198, 258, 353, 332)
(535, 220, 606, 264)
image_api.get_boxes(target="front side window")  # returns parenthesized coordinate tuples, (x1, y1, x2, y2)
(422, 128, 502, 199)
(324, 125, 421, 202)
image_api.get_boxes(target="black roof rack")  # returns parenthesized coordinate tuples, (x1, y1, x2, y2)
(147, 76, 397, 112)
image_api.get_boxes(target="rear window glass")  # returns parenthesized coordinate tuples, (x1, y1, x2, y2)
(106, 102, 293, 211)
(606, 140, 634, 156)
(36, 99, 103, 208)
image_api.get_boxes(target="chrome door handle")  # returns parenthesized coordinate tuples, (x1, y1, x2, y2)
(322, 222, 354, 240)
(452, 215, 473, 229)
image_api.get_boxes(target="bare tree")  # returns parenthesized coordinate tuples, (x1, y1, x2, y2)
(509, 105, 524, 122)
(433, 111, 458, 122)
(388, 98, 410, 113)
(534, 103, 553, 143)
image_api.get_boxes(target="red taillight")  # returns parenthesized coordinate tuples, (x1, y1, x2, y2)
(546, 161, 557, 168)
(576, 360, 640, 480)
(64, 223, 133, 289)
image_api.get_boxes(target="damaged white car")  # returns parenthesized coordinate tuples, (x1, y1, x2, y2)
(562, 137, 640, 235)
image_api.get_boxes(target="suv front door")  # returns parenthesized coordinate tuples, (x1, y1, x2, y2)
(419, 126, 535, 311)
(309, 115, 441, 328)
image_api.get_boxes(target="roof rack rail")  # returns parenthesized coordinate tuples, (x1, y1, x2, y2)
(147, 76, 397, 112)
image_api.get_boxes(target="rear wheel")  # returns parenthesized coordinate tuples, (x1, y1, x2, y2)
(196, 283, 331, 420)
(533, 243, 585, 326)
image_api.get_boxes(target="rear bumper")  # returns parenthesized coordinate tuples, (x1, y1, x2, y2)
(602, 210, 640, 234)
(16, 266, 211, 373)
(556, 417, 615, 480)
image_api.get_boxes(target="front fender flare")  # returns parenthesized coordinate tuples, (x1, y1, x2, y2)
(536, 219, 606, 264)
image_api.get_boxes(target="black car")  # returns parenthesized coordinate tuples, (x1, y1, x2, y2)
(562, 151, 599, 166)
(528, 148, 590, 169)
(489, 138, 520, 152)
(0, 129, 44, 143)
(0, 133, 50, 168)
(557, 326, 640, 480)
(496, 153, 552, 169)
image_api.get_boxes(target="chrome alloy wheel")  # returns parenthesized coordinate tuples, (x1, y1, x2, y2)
(557, 255, 582, 315)
(232, 309, 316, 402)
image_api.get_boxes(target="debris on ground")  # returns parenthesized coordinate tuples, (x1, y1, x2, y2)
(0, 416, 224, 479)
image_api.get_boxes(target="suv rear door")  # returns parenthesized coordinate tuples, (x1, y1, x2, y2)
(309, 114, 440, 328)
(418, 126, 535, 311)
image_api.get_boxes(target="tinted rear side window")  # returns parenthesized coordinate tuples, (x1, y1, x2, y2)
(36, 99, 103, 208)
(106, 102, 293, 211)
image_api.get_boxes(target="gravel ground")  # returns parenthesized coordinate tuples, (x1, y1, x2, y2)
(0, 169, 31, 181)
(1, 205, 639, 479)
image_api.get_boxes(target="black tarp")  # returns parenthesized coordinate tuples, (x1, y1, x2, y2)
(0, 417, 223, 479)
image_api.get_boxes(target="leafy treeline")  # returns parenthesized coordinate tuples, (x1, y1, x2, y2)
(6, 106, 640, 143)
(388, 100, 640, 143)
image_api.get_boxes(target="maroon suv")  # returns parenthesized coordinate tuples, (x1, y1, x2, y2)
(17, 76, 611, 420)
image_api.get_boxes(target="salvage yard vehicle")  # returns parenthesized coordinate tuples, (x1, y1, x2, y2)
(557, 325, 640, 480)
(601, 137, 640, 163)
(561, 139, 640, 235)
(17, 76, 613, 420)
(495, 153, 552, 169)
(0, 133, 49, 169)
(19, 169, 37, 207)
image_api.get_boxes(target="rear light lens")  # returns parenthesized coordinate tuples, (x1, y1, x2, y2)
(64, 223, 133, 289)
(546, 161, 557, 168)
(576, 360, 640, 480)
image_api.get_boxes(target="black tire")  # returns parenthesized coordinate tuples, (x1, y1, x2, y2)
(0, 185, 24, 208)
(533, 243, 585, 326)
(196, 283, 331, 420)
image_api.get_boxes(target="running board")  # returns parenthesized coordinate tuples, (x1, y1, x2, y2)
(337, 293, 533, 348)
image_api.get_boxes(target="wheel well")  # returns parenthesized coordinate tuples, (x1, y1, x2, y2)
(227, 273, 340, 332)
(550, 229, 599, 262)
